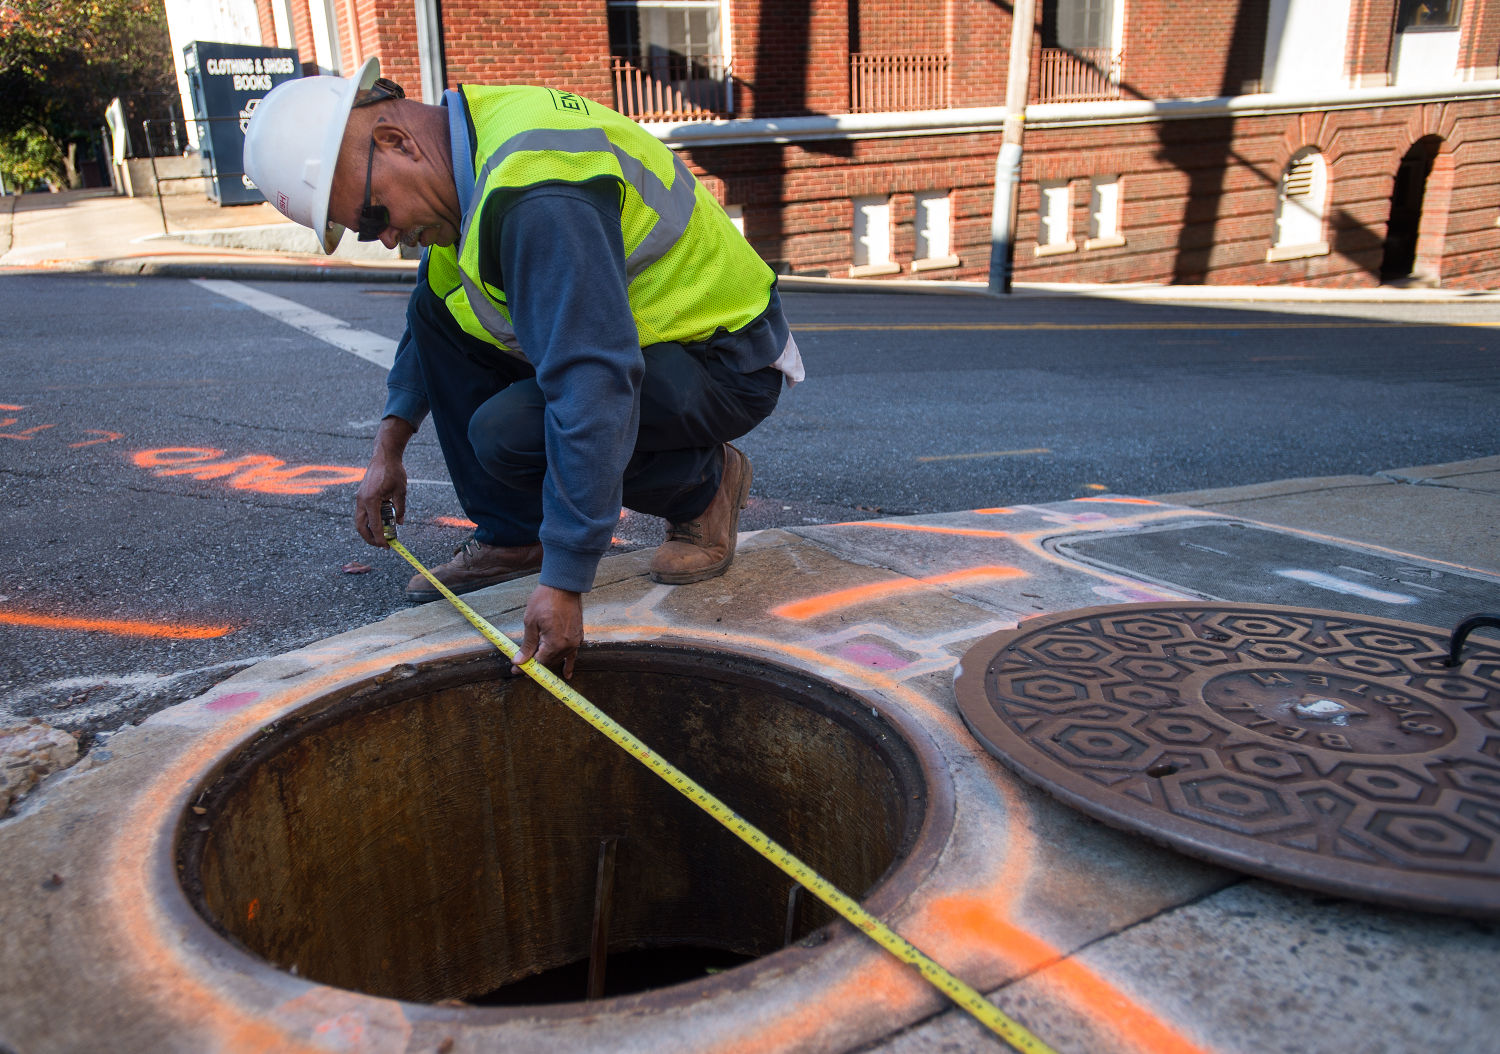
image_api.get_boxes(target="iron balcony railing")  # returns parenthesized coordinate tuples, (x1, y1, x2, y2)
(610, 55, 733, 121)
(1037, 46, 1122, 103)
(849, 52, 950, 113)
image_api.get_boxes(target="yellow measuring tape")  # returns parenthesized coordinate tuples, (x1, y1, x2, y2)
(383, 523, 1054, 1052)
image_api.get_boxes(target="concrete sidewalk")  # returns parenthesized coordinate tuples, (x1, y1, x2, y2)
(0, 187, 414, 280)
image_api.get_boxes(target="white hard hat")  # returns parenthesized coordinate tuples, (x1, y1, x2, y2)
(243, 57, 380, 254)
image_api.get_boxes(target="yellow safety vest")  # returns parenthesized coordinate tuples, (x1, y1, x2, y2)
(427, 85, 774, 359)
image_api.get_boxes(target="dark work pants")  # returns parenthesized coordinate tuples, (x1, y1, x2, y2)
(406, 285, 782, 548)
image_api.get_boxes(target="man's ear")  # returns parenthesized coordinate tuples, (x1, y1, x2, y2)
(372, 121, 419, 161)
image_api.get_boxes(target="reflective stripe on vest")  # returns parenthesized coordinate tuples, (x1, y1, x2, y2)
(464, 127, 698, 280)
(432, 86, 774, 359)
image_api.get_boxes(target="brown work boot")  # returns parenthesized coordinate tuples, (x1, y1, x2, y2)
(405, 537, 544, 603)
(650, 443, 752, 585)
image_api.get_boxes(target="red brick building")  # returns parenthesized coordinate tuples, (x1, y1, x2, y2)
(184, 0, 1500, 288)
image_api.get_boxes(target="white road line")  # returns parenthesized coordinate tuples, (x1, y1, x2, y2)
(1274, 568, 1418, 605)
(192, 278, 398, 370)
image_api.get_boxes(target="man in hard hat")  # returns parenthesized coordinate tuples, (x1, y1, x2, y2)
(243, 60, 802, 677)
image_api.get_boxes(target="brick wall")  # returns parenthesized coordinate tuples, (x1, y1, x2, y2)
(684, 132, 1000, 276)
(1347, 0, 1398, 87)
(264, 0, 1500, 291)
(1010, 98, 1500, 289)
(254, 0, 276, 49)
(292, 0, 319, 76)
(857, 0, 945, 54)
(439, 0, 612, 101)
(951, 0, 1011, 107)
(735, 0, 850, 115)
(360, 1, 421, 96)
(1124, 0, 1271, 100)
(1461, 0, 1500, 78)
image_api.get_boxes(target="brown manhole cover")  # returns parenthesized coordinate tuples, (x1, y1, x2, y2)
(954, 603, 1500, 917)
(177, 643, 943, 1007)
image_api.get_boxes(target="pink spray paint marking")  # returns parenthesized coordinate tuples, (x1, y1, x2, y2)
(838, 642, 911, 670)
(205, 690, 261, 713)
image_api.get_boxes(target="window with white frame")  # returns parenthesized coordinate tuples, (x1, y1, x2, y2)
(1269, 148, 1330, 260)
(723, 203, 745, 234)
(1037, 180, 1076, 255)
(1087, 176, 1123, 248)
(913, 190, 958, 270)
(852, 195, 898, 275)
(608, 0, 731, 118)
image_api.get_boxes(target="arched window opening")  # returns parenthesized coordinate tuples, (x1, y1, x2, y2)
(1269, 148, 1330, 261)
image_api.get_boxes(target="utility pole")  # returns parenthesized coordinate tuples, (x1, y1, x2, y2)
(987, 0, 1037, 295)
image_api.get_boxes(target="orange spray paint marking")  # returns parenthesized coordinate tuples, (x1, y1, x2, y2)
(69, 430, 124, 448)
(927, 896, 1212, 1054)
(835, 521, 1014, 539)
(132, 447, 366, 497)
(773, 566, 1027, 621)
(0, 610, 234, 640)
(0, 423, 56, 440)
(246, 898, 260, 922)
(0, 404, 24, 410)
(432, 515, 478, 529)
(230, 464, 365, 495)
(975, 507, 1018, 515)
(147, 451, 283, 479)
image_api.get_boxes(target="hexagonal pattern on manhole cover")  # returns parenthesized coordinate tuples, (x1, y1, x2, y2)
(953, 603, 1500, 917)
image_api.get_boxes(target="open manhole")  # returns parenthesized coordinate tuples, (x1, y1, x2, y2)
(955, 603, 1500, 917)
(177, 643, 937, 1007)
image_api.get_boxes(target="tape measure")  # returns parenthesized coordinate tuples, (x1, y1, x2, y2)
(381, 517, 1054, 1052)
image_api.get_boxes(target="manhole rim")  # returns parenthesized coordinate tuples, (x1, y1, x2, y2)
(164, 637, 959, 1022)
(954, 602, 1500, 918)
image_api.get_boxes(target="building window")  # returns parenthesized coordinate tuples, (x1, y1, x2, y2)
(852, 195, 899, 276)
(1038, 0, 1122, 102)
(724, 203, 745, 235)
(1036, 180, 1077, 256)
(1086, 176, 1124, 249)
(913, 190, 959, 271)
(1268, 149, 1331, 261)
(1042, 0, 1115, 49)
(307, 0, 342, 75)
(1398, 0, 1461, 30)
(608, 0, 732, 120)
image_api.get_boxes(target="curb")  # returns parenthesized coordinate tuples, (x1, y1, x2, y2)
(7, 256, 418, 283)
(7, 248, 1500, 302)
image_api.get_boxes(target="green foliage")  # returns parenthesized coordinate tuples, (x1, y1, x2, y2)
(0, 125, 66, 187)
(0, 0, 175, 162)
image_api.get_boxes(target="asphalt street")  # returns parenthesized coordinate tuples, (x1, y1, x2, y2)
(3, 273, 1497, 746)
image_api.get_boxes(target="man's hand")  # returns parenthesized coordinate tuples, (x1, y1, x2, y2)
(355, 417, 415, 548)
(515, 584, 583, 679)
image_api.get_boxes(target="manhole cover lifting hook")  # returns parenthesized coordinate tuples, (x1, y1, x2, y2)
(1444, 613, 1500, 667)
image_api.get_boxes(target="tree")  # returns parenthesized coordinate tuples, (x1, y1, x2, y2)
(0, 0, 174, 187)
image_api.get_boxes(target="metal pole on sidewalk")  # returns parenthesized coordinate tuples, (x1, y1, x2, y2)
(988, 0, 1037, 295)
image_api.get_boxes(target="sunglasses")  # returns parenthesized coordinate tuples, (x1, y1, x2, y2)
(351, 78, 405, 242)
